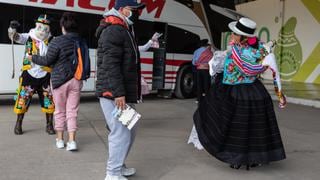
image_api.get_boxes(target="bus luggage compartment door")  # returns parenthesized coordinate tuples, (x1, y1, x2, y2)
(152, 48, 166, 90)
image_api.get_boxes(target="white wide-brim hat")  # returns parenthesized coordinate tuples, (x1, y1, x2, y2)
(228, 17, 256, 37)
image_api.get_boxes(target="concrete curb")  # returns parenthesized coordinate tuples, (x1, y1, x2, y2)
(271, 95, 320, 109)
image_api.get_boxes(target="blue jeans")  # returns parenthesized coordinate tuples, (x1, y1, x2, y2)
(99, 98, 136, 176)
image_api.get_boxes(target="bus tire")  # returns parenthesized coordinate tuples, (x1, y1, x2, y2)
(174, 65, 195, 99)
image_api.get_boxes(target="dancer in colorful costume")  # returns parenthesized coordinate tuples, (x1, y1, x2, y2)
(8, 14, 55, 135)
(192, 17, 286, 170)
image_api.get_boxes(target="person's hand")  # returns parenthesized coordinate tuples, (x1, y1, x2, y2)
(151, 32, 162, 41)
(150, 32, 162, 48)
(8, 20, 20, 40)
(263, 40, 276, 54)
(8, 27, 17, 40)
(279, 93, 287, 109)
(115, 96, 126, 110)
(27, 55, 32, 61)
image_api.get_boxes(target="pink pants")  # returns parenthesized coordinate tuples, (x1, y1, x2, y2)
(52, 78, 82, 132)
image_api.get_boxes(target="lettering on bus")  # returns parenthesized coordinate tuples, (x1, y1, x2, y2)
(29, 0, 104, 10)
(29, 0, 74, 7)
(141, 0, 165, 18)
(29, 0, 165, 18)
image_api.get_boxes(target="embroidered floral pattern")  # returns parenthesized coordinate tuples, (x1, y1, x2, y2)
(23, 41, 33, 67)
(42, 86, 54, 110)
(14, 84, 54, 114)
(223, 43, 265, 85)
(14, 86, 33, 113)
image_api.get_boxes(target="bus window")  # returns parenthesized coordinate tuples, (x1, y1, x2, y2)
(23, 6, 61, 37)
(166, 25, 200, 54)
(134, 20, 167, 51)
(0, 3, 23, 44)
(75, 13, 101, 49)
(23, 6, 101, 49)
(0, 3, 100, 49)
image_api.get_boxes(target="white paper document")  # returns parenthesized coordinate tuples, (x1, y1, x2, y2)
(112, 104, 141, 130)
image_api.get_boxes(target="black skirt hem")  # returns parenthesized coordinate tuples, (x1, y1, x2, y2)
(194, 73, 286, 165)
(214, 149, 286, 165)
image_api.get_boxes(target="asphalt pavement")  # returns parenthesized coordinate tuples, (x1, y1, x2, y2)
(1, 92, 320, 180)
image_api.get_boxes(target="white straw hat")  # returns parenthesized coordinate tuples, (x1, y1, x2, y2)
(228, 17, 256, 37)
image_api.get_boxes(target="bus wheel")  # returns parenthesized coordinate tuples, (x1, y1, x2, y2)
(174, 65, 195, 99)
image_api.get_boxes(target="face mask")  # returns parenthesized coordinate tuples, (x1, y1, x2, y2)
(127, 9, 133, 18)
(35, 23, 50, 40)
(125, 10, 134, 25)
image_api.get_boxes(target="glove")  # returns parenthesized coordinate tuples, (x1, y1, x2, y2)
(8, 20, 20, 40)
(151, 32, 162, 41)
(8, 27, 17, 40)
(150, 39, 159, 48)
(263, 40, 276, 54)
(150, 32, 162, 48)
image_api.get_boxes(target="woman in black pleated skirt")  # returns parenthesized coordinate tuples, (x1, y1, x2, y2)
(194, 73, 286, 169)
(193, 17, 286, 170)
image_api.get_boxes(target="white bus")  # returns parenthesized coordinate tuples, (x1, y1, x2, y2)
(0, 0, 210, 98)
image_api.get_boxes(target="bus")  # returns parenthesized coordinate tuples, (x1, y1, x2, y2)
(0, 0, 210, 98)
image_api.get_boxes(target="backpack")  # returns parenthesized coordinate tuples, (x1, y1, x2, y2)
(68, 37, 91, 80)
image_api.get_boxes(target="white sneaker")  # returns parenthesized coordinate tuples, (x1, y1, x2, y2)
(66, 141, 77, 151)
(56, 139, 64, 149)
(121, 166, 136, 177)
(105, 174, 128, 180)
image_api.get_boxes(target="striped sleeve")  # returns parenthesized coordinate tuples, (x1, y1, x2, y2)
(231, 46, 266, 76)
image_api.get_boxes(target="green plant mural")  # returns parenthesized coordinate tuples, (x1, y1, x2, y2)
(274, 17, 303, 80)
(292, 0, 320, 84)
(292, 43, 320, 84)
(301, 0, 320, 24)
